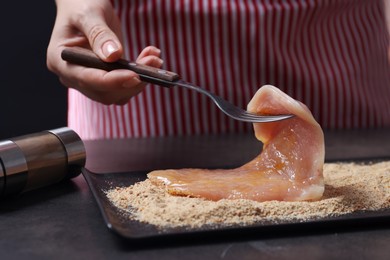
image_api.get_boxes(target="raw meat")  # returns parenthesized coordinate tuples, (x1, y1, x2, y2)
(147, 85, 325, 201)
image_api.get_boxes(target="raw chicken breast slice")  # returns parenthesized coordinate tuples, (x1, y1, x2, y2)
(148, 85, 325, 202)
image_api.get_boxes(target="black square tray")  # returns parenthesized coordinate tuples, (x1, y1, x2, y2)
(82, 167, 390, 242)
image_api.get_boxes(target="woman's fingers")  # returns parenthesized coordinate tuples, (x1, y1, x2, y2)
(59, 65, 145, 105)
(73, 10, 123, 62)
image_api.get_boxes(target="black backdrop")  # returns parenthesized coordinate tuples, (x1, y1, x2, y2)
(0, 1, 67, 139)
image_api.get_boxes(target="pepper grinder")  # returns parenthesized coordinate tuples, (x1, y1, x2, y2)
(0, 127, 86, 198)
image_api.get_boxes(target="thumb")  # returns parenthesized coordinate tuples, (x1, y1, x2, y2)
(80, 17, 123, 62)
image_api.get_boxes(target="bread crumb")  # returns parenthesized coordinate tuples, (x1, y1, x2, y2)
(106, 161, 390, 229)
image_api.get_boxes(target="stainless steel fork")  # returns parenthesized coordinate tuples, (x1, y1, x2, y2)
(61, 47, 293, 123)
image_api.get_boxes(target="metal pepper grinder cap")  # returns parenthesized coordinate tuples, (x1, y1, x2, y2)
(0, 127, 86, 198)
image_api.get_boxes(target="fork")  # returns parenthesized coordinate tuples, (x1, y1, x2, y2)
(61, 47, 293, 123)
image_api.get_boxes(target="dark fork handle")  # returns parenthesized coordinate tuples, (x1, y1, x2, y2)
(61, 47, 180, 87)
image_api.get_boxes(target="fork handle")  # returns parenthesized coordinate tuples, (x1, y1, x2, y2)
(61, 47, 180, 87)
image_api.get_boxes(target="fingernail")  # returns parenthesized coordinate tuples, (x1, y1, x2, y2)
(156, 58, 164, 66)
(123, 77, 141, 88)
(102, 41, 119, 58)
(154, 47, 161, 54)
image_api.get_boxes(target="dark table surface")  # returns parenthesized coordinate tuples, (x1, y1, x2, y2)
(1, 129, 390, 259)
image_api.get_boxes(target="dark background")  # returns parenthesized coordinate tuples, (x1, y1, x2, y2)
(0, 1, 67, 139)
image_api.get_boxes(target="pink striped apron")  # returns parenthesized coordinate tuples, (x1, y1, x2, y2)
(68, 0, 390, 139)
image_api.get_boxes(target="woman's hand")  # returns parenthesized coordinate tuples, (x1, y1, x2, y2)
(47, 0, 163, 105)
